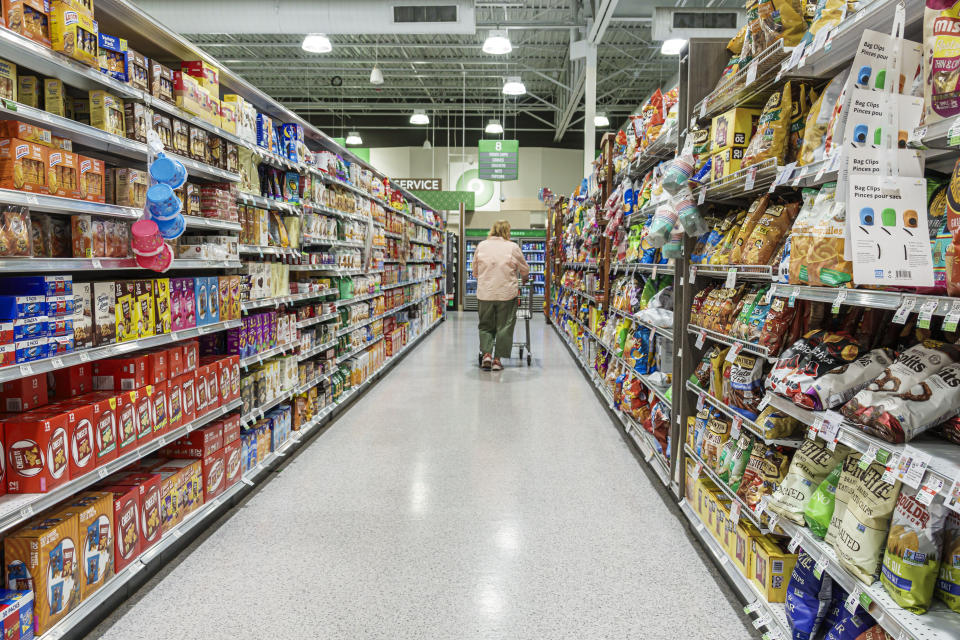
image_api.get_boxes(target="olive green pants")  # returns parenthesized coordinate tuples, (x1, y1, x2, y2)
(478, 299, 517, 359)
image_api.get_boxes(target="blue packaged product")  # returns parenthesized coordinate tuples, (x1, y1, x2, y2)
(12, 317, 47, 341)
(255, 113, 273, 149)
(693, 157, 712, 184)
(786, 550, 833, 640)
(48, 335, 75, 357)
(0, 295, 44, 320)
(205, 277, 220, 325)
(14, 337, 47, 363)
(0, 275, 72, 297)
(45, 295, 75, 318)
(0, 588, 34, 640)
(46, 316, 73, 338)
(822, 587, 874, 640)
(97, 33, 129, 82)
(633, 326, 655, 374)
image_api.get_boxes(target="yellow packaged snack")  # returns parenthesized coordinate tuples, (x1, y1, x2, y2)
(743, 200, 801, 266)
(743, 82, 792, 168)
(758, 0, 807, 48)
(729, 196, 770, 264)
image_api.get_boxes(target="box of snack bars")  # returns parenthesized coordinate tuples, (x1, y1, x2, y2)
(89, 90, 125, 137)
(127, 48, 148, 92)
(72, 281, 93, 349)
(47, 149, 80, 199)
(77, 155, 105, 203)
(149, 60, 174, 104)
(153, 278, 171, 335)
(0, 120, 51, 146)
(50, 2, 97, 68)
(4, 513, 79, 633)
(113, 281, 137, 343)
(92, 281, 115, 346)
(134, 280, 154, 339)
(0, 588, 34, 640)
(5, 0, 51, 48)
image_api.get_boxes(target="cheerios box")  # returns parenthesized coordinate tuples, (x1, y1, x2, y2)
(97, 484, 139, 573)
(4, 409, 71, 492)
(4, 513, 79, 634)
(51, 491, 114, 601)
(750, 536, 796, 603)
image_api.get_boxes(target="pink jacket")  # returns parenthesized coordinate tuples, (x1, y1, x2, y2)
(472, 236, 530, 301)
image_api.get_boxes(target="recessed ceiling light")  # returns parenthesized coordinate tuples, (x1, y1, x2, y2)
(302, 33, 332, 53)
(483, 30, 512, 55)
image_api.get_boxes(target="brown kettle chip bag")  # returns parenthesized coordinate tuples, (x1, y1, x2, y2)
(736, 443, 790, 511)
(744, 82, 792, 168)
(743, 200, 801, 266)
(832, 457, 901, 585)
(729, 196, 769, 264)
(767, 437, 850, 524)
(880, 487, 948, 614)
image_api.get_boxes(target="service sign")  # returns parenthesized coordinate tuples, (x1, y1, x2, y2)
(394, 178, 443, 191)
(478, 139, 519, 181)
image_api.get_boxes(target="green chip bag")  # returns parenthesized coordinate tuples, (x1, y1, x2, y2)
(639, 278, 656, 309)
(803, 463, 841, 539)
(937, 509, 960, 613)
(716, 440, 738, 480)
(727, 436, 754, 492)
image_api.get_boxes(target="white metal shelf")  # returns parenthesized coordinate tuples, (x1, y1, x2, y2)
(771, 284, 960, 320)
(0, 398, 240, 536)
(241, 288, 335, 312)
(239, 342, 297, 369)
(0, 319, 242, 384)
(336, 336, 384, 364)
(609, 262, 675, 275)
(0, 257, 241, 272)
(238, 244, 299, 258)
(296, 311, 338, 328)
(238, 192, 301, 213)
(688, 324, 776, 363)
(693, 40, 791, 124)
(303, 237, 364, 249)
(336, 290, 383, 307)
(686, 381, 804, 448)
(690, 264, 775, 283)
(297, 338, 338, 362)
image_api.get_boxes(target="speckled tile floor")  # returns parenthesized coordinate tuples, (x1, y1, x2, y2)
(87, 313, 754, 640)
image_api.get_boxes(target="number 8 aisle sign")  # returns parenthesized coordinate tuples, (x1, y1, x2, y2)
(478, 139, 519, 181)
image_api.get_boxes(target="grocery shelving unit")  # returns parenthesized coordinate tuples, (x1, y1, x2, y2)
(0, 0, 447, 637)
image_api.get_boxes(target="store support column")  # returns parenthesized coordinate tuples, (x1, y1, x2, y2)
(583, 42, 597, 177)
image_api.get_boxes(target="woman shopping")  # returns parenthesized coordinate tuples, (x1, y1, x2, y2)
(472, 220, 530, 371)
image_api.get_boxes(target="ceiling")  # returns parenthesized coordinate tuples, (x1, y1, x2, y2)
(139, 1, 738, 147)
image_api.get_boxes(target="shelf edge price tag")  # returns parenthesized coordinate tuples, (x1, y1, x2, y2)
(831, 288, 847, 314)
(697, 391, 706, 411)
(917, 299, 939, 330)
(947, 478, 960, 515)
(814, 553, 828, 579)
(758, 394, 771, 411)
(695, 329, 707, 349)
(901, 447, 933, 489)
(917, 474, 944, 506)
(745, 61, 758, 85)
(18, 363, 33, 376)
(858, 443, 879, 470)
(809, 415, 824, 440)
(97, 467, 108, 479)
(893, 297, 916, 324)
(943, 300, 960, 332)
(689, 265, 697, 284)
(744, 166, 758, 192)
(725, 341, 743, 363)
(788, 287, 798, 308)
(725, 267, 737, 288)
(845, 587, 863, 614)
(788, 533, 802, 553)
(949, 118, 960, 146)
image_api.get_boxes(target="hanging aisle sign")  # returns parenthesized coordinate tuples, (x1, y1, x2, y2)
(478, 139, 519, 181)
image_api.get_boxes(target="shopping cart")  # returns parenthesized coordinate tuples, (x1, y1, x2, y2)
(477, 281, 533, 367)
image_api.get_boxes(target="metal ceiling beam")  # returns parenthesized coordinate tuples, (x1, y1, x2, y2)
(277, 101, 636, 112)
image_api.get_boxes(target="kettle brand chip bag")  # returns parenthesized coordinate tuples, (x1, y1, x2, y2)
(937, 509, 960, 613)
(880, 487, 948, 613)
(769, 438, 850, 524)
(832, 458, 901, 585)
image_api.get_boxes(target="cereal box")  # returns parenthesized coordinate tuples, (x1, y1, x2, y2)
(4, 513, 79, 633)
(92, 281, 115, 345)
(153, 278, 171, 335)
(0, 138, 48, 193)
(52, 491, 113, 600)
(89, 90, 124, 138)
(4, 409, 71, 492)
(49, 2, 97, 68)
(97, 485, 139, 573)
(135, 280, 154, 339)
(77, 154, 104, 203)
(47, 149, 80, 199)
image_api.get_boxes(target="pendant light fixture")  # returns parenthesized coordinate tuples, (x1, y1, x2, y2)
(482, 29, 512, 55)
(301, 33, 332, 53)
(485, 119, 504, 134)
(502, 76, 525, 96)
(345, 131, 362, 145)
(410, 110, 429, 125)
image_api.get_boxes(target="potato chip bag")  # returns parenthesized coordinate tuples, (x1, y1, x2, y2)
(799, 348, 895, 412)
(755, 405, 801, 439)
(788, 83, 816, 164)
(737, 443, 790, 510)
(799, 72, 847, 166)
(804, 463, 842, 539)
(729, 196, 769, 264)
(936, 509, 960, 613)
(744, 82, 792, 168)
(786, 550, 834, 640)
(923, 0, 960, 125)
(710, 346, 730, 397)
(702, 413, 731, 468)
(743, 200, 801, 266)
(758, 0, 807, 47)
(880, 487, 948, 613)
(826, 452, 862, 547)
(832, 457, 901, 585)
(727, 435, 754, 492)
(768, 438, 850, 524)
(729, 352, 766, 420)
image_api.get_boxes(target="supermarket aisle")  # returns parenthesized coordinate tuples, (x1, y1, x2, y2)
(90, 314, 752, 640)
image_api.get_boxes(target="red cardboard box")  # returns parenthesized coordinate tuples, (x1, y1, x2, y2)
(150, 381, 168, 436)
(50, 363, 93, 400)
(201, 356, 231, 407)
(130, 388, 154, 445)
(194, 365, 209, 416)
(199, 449, 224, 501)
(99, 484, 140, 572)
(93, 355, 148, 391)
(166, 379, 182, 432)
(221, 414, 240, 444)
(61, 391, 120, 467)
(109, 472, 162, 553)
(222, 438, 241, 489)
(4, 409, 71, 493)
(166, 345, 183, 378)
(203, 364, 219, 412)
(177, 372, 196, 425)
(63, 403, 95, 478)
(144, 350, 167, 385)
(115, 391, 138, 455)
(0, 374, 47, 412)
(181, 341, 198, 373)
(164, 422, 222, 458)
(228, 355, 240, 402)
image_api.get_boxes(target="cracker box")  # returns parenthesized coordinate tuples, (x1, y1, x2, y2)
(112, 167, 147, 208)
(96, 32, 127, 82)
(92, 281, 115, 345)
(0, 373, 47, 411)
(44, 78, 66, 117)
(153, 278, 171, 335)
(127, 48, 147, 92)
(47, 149, 80, 199)
(222, 414, 240, 444)
(123, 100, 147, 143)
(4, 513, 79, 633)
(188, 125, 206, 162)
(79, 391, 118, 465)
(0, 121, 50, 147)
(134, 280, 154, 339)
(62, 402, 95, 477)
(93, 353, 147, 391)
(166, 345, 183, 379)
(219, 100, 237, 134)
(176, 372, 196, 425)
(143, 350, 166, 386)
(16, 75, 38, 108)
(166, 376, 182, 432)
(109, 472, 161, 553)
(172, 71, 203, 119)
(156, 458, 203, 523)
(50, 363, 91, 400)
(4, 0, 50, 48)
(710, 107, 761, 154)
(0, 138, 47, 193)
(710, 147, 746, 183)
(89, 90, 124, 138)
(180, 60, 219, 94)
(0, 58, 16, 102)
(98, 484, 139, 573)
(77, 154, 104, 203)
(182, 340, 198, 373)
(4, 409, 71, 492)
(129, 387, 153, 444)
(216, 357, 231, 405)
(0, 589, 34, 640)
(49, 2, 97, 68)
(149, 60, 173, 104)
(113, 280, 137, 343)
(53, 491, 113, 600)
(149, 380, 167, 436)
(750, 536, 797, 603)
(71, 281, 93, 349)
(222, 437, 241, 489)
(199, 448, 224, 502)
(165, 421, 222, 458)
(114, 389, 137, 454)
(193, 364, 209, 415)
